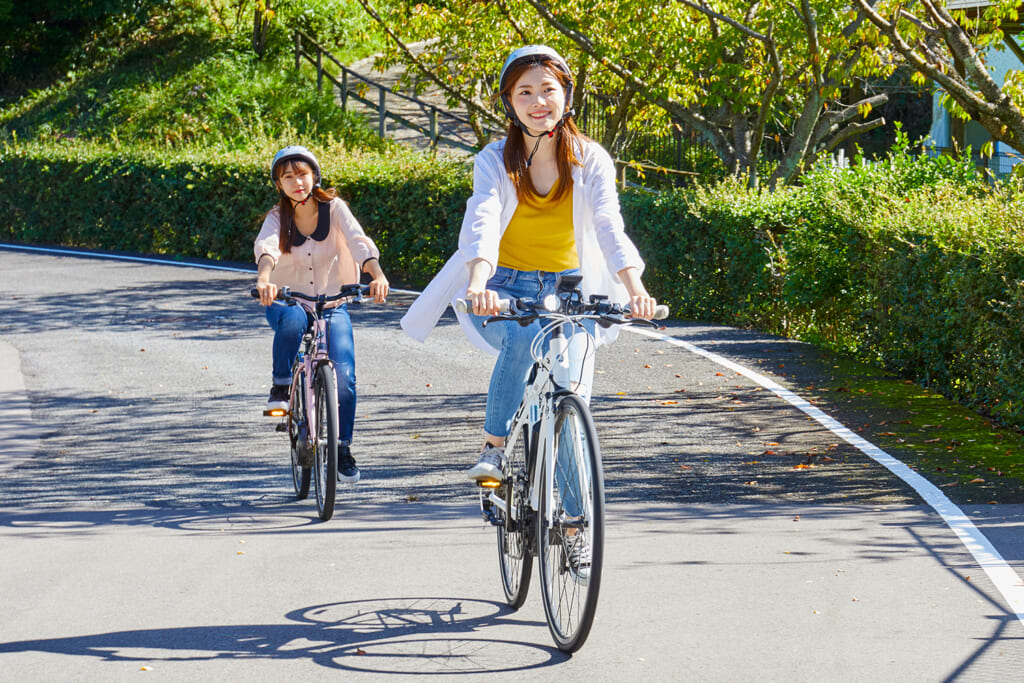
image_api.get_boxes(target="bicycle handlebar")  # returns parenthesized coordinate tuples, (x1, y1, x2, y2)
(249, 284, 367, 303)
(454, 297, 669, 321)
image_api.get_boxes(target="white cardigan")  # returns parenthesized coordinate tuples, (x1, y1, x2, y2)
(400, 138, 645, 354)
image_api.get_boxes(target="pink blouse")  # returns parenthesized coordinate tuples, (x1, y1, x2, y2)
(253, 198, 379, 295)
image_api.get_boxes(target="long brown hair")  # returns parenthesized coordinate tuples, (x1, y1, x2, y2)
(499, 57, 587, 205)
(268, 158, 338, 254)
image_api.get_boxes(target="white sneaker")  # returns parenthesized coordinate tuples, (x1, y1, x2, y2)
(565, 533, 591, 585)
(467, 445, 504, 482)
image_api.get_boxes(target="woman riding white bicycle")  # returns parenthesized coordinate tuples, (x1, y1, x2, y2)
(400, 45, 657, 482)
(254, 145, 389, 483)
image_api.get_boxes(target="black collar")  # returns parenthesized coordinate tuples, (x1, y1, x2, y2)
(291, 201, 330, 247)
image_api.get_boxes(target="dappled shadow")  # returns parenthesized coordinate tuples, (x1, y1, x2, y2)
(0, 272, 263, 341)
(0, 253, 927, 509)
(593, 391, 920, 505)
(0, 595, 565, 674)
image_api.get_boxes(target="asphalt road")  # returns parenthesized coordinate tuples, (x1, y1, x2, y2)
(1, 248, 1023, 681)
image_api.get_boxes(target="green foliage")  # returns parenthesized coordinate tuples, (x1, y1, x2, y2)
(625, 141, 1024, 429)
(0, 1, 174, 94)
(0, 0, 386, 150)
(0, 139, 469, 284)
(2, 134, 1022, 432)
(2, 43, 385, 150)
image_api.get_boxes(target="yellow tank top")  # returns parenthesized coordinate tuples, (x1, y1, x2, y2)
(498, 180, 578, 272)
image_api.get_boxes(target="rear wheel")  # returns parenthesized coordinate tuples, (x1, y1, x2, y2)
(288, 371, 311, 500)
(538, 394, 604, 653)
(497, 422, 533, 608)
(312, 363, 338, 521)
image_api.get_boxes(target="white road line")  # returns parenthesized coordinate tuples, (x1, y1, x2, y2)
(5, 242, 1022, 623)
(627, 325, 1024, 626)
(0, 243, 421, 295)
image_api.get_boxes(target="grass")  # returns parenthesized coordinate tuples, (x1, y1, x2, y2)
(0, 0, 388, 152)
(806, 355, 1024, 504)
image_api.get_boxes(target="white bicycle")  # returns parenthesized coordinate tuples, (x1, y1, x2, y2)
(458, 274, 668, 652)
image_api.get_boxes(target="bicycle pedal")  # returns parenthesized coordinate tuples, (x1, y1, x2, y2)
(275, 422, 287, 433)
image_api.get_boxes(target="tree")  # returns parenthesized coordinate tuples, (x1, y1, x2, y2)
(853, 0, 1024, 155)
(356, 0, 895, 187)
(530, 0, 897, 187)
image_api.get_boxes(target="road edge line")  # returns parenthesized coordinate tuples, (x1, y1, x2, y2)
(627, 325, 1024, 626)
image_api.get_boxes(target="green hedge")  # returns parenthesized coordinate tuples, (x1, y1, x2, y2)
(0, 140, 469, 280)
(2, 139, 1023, 429)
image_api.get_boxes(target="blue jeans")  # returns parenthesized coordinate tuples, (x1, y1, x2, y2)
(265, 303, 357, 445)
(470, 267, 595, 516)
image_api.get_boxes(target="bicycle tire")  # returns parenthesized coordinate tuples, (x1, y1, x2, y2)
(313, 363, 338, 521)
(497, 421, 533, 608)
(538, 393, 604, 653)
(288, 371, 311, 500)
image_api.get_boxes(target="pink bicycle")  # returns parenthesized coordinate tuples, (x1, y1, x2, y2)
(253, 284, 364, 521)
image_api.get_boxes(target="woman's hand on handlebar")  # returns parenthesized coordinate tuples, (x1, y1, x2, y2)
(367, 276, 389, 304)
(466, 258, 502, 316)
(255, 279, 278, 307)
(618, 266, 657, 320)
(465, 286, 503, 316)
(626, 292, 658, 320)
(363, 258, 390, 304)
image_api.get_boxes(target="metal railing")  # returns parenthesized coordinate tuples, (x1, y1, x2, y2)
(293, 30, 499, 153)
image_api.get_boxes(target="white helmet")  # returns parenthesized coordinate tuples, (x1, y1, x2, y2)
(497, 45, 575, 121)
(270, 145, 321, 186)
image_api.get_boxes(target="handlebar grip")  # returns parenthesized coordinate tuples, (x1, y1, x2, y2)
(454, 298, 512, 314)
(250, 288, 259, 298)
(624, 304, 670, 320)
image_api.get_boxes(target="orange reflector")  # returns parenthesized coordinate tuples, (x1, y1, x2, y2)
(264, 409, 287, 417)
(478, 480, 501, 489)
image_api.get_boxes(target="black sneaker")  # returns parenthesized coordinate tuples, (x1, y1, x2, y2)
(265, 384, 290, 416)
(337, 445, 361, 483)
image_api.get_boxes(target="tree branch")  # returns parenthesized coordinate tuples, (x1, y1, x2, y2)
(354, 0, 504, 128)
(522, 0, 738, 163)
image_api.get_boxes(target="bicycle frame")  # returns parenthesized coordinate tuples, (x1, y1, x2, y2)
(288, 301, 336, 457)
(483, 314, 596, 538)
(251, 284, 363, 455)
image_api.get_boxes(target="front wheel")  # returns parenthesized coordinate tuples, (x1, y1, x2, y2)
(497, 422, 533, 608)
(312, 363, 338, 521)
(288, 370, 311, 500)
(538, 394, 604, 653)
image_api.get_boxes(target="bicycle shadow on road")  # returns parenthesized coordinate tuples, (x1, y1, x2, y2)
(0, 596, 569, 674)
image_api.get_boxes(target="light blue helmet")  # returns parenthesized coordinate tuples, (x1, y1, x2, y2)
(270, 145, 321, 186)
(497, 45, 574, 121)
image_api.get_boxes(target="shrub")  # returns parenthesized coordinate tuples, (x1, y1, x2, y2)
(2, 137, 1022, 430)
(0, 139, 469, 284)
